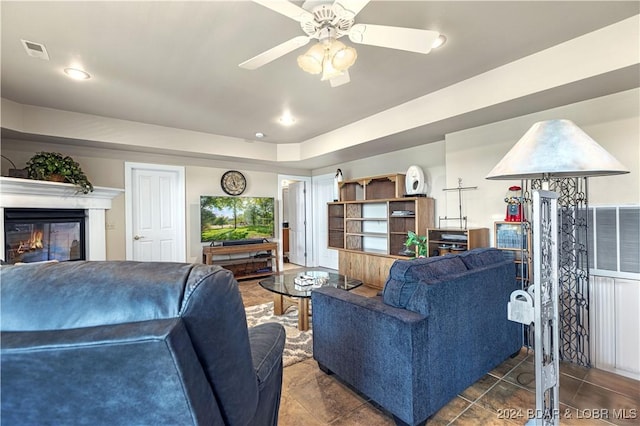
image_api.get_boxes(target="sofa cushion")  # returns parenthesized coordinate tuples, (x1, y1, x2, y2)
(458, 248, 507, 269)
(382, 256, 468, 309)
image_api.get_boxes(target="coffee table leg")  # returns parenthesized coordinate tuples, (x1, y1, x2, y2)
(274, 294, 284, 315)
(298, 298, 309, 331)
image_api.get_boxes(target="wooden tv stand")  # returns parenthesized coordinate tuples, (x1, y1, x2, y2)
(203, 242, 279, 280)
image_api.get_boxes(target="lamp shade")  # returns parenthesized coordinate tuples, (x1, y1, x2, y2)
(329, 40, 357, 71)
(297, 43, 325, 74)
(486, 119, 629, 180)
(320, 59, 344, 81)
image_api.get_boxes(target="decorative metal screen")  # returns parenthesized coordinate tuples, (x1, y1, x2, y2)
(532, 189, 560, 426)
(526, 178, 590, 367)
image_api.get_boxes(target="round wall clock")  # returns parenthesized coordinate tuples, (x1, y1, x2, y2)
(221, 170, 247, 196)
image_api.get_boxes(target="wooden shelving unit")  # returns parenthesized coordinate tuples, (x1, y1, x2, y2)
(339, 173, 406, 202)
(338, 251, 397, 290)
(344, 202, 388, 254)
(328, 197, 434, 256)
(389, 198, 424, 256)
(203, 242, 279, 280)
(494, 221, 531, 285)
(328, 173, 435, 289)
(328, 204, 345, 249)
(426, 228, 489, 257)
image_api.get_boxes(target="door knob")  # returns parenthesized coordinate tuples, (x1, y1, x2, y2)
(134, 235, 144, 240)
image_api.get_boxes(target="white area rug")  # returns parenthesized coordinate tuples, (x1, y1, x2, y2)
(245, 302, 313, 367)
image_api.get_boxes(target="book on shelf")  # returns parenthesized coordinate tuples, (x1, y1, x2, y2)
(391, 210, 415, 217)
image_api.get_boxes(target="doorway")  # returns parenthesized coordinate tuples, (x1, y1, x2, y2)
(278, 175, 312, 269)
(312, 173, 339, 270)
(125, 162, 186, 262)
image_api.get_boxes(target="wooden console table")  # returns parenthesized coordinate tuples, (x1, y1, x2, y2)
(203, 242, 279, 280)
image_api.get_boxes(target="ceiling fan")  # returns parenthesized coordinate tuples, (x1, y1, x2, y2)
(239, 0, 441, 87)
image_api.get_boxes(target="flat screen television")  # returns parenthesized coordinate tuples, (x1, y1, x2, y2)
(200, 196, 275, 243)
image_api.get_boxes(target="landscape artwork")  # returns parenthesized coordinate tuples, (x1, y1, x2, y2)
(200, 196, 275, 242)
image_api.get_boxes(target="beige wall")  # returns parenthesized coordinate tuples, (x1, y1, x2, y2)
(311, 90, 639, 237)
(313, 141, 447, 229)
(445, 88, 639, 240)
(2, 89, 637, 258)
(0, 140, 283, 261)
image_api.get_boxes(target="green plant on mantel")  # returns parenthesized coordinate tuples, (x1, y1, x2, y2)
(405, 231, 428, 258)
(26, 152, 94, 194)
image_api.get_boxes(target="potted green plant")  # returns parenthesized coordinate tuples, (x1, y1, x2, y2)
(26, 152, 94, 194)
(405, 231, 428, 258)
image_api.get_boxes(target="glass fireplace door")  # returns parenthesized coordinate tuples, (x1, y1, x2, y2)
(4, 209, 86, 264)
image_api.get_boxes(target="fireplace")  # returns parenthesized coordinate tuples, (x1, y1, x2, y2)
(1, 177, 123, 262)
(4, 208, 86, 264)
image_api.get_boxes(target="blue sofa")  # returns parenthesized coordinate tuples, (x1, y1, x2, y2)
(312, 248, 522, 426)
(1, 261, 285, 426)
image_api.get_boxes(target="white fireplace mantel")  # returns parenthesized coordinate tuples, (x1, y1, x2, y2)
(0, 177, 124, 261)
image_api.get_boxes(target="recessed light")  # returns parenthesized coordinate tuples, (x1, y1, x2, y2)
(64, 67, 91, 80)
(255, 132, 265, 138)
(279, 112, 295, 126)
(432, 35, 447, 49)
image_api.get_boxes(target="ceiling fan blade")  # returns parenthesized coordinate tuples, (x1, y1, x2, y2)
(333, 0, 370, 18)
(239, 36, 310, 70)
(348, 24, 440, 54)
(330, 70, 350, 88)
(252, 0, 314, 22)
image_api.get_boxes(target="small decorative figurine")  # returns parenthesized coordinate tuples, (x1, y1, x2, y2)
(334, 168, 343, 201)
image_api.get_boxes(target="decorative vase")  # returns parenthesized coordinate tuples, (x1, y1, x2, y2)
(46, 174, 66, 183)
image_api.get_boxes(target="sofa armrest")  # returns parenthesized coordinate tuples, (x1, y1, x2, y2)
(311, 287, 430, 419)
(247, 322, 286, 389)
(246, 322, 286, 426)
(1, 319, 222, 425)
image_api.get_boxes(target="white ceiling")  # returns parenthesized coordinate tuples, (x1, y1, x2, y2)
(1, 1, 639, 170)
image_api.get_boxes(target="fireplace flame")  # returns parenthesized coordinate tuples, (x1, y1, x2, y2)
(30, 230, 44, 249)
(17, 230, 44, 253)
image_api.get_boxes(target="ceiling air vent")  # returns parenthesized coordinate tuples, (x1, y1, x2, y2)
(21, 39, 49, 60)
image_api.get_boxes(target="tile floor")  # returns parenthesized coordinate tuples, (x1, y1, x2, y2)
(238, 269, 640, 425)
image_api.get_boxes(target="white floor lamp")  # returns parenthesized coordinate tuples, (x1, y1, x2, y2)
(486, 119, 629, 426)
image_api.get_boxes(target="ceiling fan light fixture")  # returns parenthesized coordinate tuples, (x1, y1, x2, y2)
(242, 1, 445, 88)
(297, 42, 325, 74)
(329, 40, 357, 71)
(320, 59, 344, 81)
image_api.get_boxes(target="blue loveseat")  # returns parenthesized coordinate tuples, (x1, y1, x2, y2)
(312, 248, 522, 426)
(1, 261, 285, 425)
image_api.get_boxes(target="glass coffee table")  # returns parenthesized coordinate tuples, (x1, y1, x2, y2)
(259, 270, 363, 331)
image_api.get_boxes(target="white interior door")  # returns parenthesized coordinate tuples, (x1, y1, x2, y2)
(288, 181, 306, 266)
(313, 174, 338, 269)
(125, 163, 186, 262)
